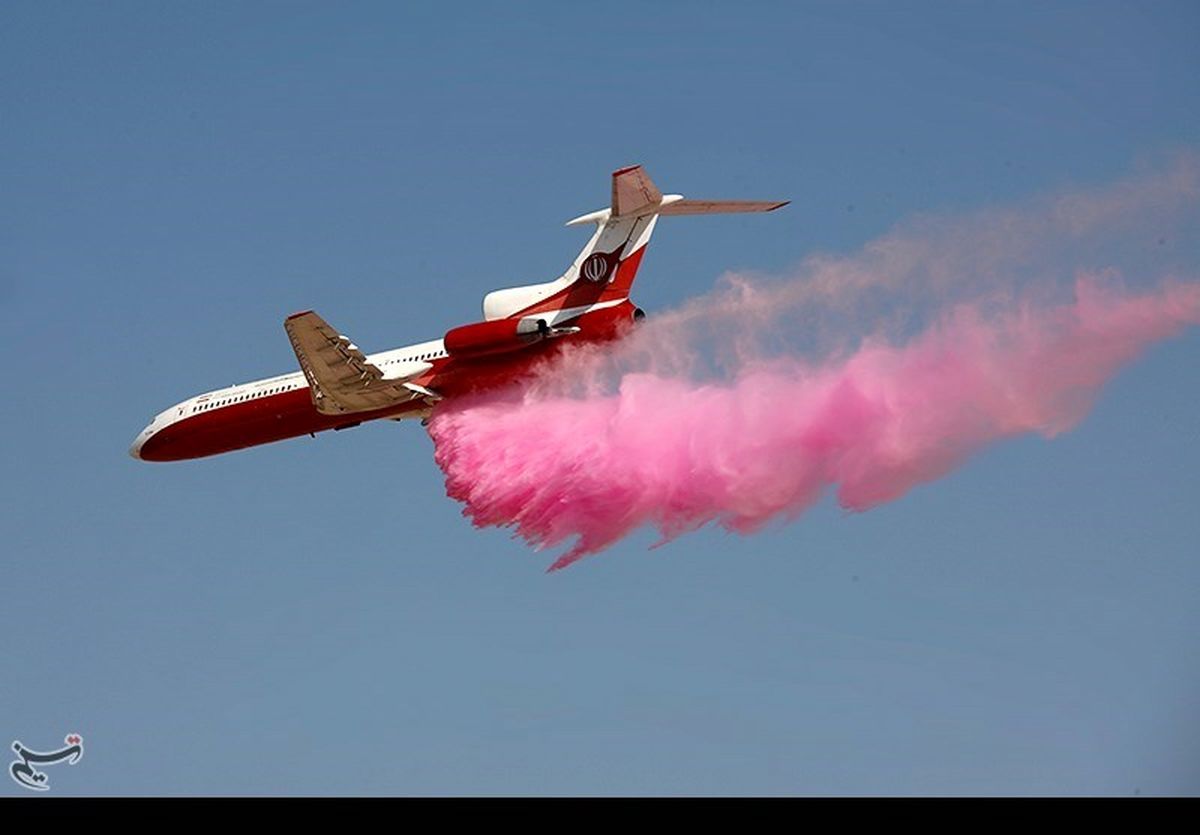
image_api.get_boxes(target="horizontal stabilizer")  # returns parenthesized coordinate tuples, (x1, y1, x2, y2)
(605, 165, 787, 220)
(658, 199, 789, 215)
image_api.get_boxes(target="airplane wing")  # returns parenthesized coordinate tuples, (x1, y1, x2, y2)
(284, 310, 437, 415)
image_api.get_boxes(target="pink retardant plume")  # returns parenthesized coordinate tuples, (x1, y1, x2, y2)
(429, 278, 1200, 570)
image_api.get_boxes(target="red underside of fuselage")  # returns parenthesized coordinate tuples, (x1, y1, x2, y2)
(137, 388, 420, 461)
(139, 302, 637, 462)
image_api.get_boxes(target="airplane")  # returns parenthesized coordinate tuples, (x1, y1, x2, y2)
(130, 166, 787, 461)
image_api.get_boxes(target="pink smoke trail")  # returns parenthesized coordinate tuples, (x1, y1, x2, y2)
(430, 277, 1200, 570)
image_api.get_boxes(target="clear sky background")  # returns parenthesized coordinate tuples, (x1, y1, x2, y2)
(3, 1, 1198, 795)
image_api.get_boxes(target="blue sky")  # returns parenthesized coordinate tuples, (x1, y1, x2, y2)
(3, 1, 1198, 795)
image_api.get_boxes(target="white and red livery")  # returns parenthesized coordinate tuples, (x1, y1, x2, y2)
(130, 166, 787, 461)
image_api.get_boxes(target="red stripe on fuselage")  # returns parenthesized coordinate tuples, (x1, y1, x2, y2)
(138, 387, 430, 461)
(140, 300, 642, 461)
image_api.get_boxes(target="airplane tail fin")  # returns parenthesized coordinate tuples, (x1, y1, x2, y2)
(606, 165, 789, 219)
(611, 165, 665, 217)
(482, 165, 787, 320)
